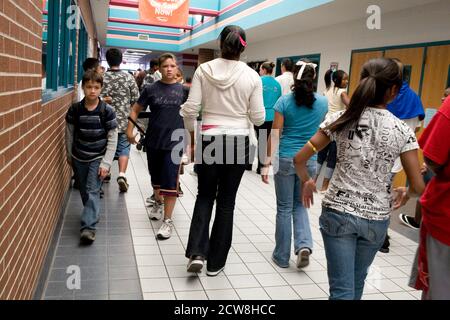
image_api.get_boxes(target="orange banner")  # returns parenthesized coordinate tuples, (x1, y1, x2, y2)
(139, 0, 190, 27)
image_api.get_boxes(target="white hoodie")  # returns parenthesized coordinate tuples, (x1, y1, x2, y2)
(180, 58, 265, 134)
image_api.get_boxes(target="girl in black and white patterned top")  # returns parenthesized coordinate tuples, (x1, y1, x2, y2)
(293, 58, 425, 300)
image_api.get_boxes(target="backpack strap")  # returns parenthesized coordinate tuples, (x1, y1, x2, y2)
(72, 100, 107, 130)
(98, 101, 107, 130)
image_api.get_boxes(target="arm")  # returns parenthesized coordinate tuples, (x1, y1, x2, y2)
(261, 112, 284, 184)
(99, 128, 118, 174)
(126, 102, 145, 144)
(294, 130, 331, 208)
(65, 123, 74, 165)
(248, 78, 265, 126)
(424, 157, 444, 175)
(341, 92, 350, 108)
(393, 149, 426, 209)
(180, 69, 202, 132)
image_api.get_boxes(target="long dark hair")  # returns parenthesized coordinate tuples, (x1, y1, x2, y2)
(325, 69, 347, 90)
(327, 58, 402, 133)
(219, 25, 247, 60)
(292, 59, 316, 108)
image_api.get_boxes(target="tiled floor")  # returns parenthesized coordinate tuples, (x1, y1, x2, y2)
(41, 147, 422, 300)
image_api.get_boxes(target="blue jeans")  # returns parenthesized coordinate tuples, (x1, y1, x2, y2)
(272, 157, 316, 267)
(320, 208, 390, 300)
(72, 158, 103, 231)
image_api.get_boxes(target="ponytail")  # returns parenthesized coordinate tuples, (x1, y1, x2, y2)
(327, 58, 403, 133)
(324, 69, 333, 90)
(293, 60, 316, 108)
(325, 69, 348, 91)
(220, 25, 247, 60)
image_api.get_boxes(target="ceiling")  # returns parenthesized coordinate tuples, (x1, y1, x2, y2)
(90, 0, 443, 60)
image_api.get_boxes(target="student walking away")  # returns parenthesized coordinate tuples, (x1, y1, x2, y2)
(65, 71, 118, 244)
(127, 53, 188, 240)
(276, 58, 295, 96)
(399, 87, 449, 229)
(144, 58, 162, 86)
(409, 95, 450, 300)
(181, 25, 265, 276)
(254, 62, 282, 175)
(101, 48, 140, 192)
(294, 58, 425, 300)
(261, 60, 328, 269)
(315, 70, 349, 192)
(378, 58, 426, 253)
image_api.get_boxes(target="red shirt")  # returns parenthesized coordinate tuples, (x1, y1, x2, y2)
(419, 96, 450, 246)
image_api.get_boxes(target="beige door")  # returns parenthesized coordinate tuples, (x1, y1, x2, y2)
(348, 51, 384, 96)
(384, 48, 425, 187)
(385, 47, 425, 94)
(421, 45, 450, 110)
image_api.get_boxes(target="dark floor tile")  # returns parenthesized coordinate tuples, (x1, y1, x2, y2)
(73, 280, 108, 297)
(55, 245, 108, 257)
(107, 228, 131, 236)
(107, 235, 133, 245)
(108, 245, 135, 256)
(49, 266, 108, 282)
(74, 294, 109, 300)
(108, 255, 136, 267)
(109, 293, 143, 300)
(109, 279, 141, 295)
(44, 281, 77, 298)
(78, 255, 108, 268)
(108, 266, 139, 280)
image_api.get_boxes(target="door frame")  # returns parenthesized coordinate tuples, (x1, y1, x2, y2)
(349, 40, 450, 98)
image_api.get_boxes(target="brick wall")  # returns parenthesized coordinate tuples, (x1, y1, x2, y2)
(0, 0, 95, 300)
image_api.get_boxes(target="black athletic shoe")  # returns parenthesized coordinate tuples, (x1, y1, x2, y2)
(379, 235, 390, 253)
(399, 214, 420, 230)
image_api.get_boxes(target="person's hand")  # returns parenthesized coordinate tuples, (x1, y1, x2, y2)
(261, 165, 270, 184)
(302, 178, 317, 208)
(421, 163, 428, 175)
(393, 187, 409, 210)
(98, 167, 109, 180)
(127, 129, 138, 144)
(103, 96, 112, 104)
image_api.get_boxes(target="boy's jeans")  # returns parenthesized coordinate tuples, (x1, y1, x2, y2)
(72, 158, 102, 231)
(320, 208, 389, 300)
(272, 157, 316, 267)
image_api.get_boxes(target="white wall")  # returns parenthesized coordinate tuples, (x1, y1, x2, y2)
(244, 0, 450, 93)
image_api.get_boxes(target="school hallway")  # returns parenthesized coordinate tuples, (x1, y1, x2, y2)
(36, 146, 422, 300)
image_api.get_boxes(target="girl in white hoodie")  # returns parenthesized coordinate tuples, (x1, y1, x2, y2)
(181, 25, 265, 276)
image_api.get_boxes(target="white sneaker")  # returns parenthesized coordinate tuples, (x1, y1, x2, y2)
(148, 203, 163, 220)
(156, 219, 174, 240)
(206, 266, 225, 277)
(187, 256, 205, 273)
(296, 248, 311, 268)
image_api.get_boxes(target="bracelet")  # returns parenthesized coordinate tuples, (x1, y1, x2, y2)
(307, 141, 318, 153)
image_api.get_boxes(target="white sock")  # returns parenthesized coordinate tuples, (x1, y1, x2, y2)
(119, 172, 126, 177)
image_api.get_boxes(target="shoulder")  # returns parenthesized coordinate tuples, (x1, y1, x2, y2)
(104, 103, 115, 114)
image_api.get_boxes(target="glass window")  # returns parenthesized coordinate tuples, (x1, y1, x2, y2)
(42, 0, 79, 100)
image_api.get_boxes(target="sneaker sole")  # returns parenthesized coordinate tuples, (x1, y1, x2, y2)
(156, 234, 171, 240)
(297, 251, 310, 268)
(118, 180, 128, 192)
(206, 267, 224, 277)
(187, 262, 204, 273)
